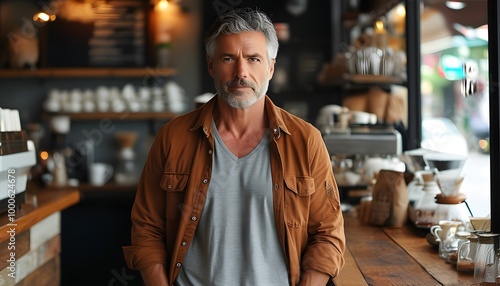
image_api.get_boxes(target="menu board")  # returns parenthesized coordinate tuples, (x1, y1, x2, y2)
(46, 0, 147, 67)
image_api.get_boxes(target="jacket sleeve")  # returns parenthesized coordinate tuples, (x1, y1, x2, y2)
(301, 130, 346, 278)
(123, 130, 169, 279)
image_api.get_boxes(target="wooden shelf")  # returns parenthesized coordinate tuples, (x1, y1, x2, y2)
(0, 67, 176, 78)
(343, 74, 404, 84)
(45, 111, 179, 121)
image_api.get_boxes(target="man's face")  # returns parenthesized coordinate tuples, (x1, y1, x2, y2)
(207, 31, 275, 109)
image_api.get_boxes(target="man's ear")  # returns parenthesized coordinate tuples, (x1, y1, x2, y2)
(206, 54, 215, 77)
(268, 58, 276, 80)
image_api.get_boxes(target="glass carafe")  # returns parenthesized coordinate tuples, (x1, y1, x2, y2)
(432, 194, 471, 226)
(474, 233, 500, 284)
(413, 180, 441, 228)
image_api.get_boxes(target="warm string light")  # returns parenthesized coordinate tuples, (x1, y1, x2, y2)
(155, 0, 169, 11)
(374, 20, 385, 34)
(395, 4, 406, 18)
(155, 0, 172, 44)
(40, 151, 49, 161)
(33, 12, 56, 23)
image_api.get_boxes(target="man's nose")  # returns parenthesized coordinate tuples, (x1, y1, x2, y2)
(234, 59, 248, 79)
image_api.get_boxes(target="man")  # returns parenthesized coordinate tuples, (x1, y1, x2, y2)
(123, 8, 345, 286)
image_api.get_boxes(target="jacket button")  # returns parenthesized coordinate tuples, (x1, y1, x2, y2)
(191, 216, 197, 221)
(208, 149, 213, 154)
(203, 179, 208, 184)
(275, 183, 279, 190)
(181, 241, 187, 246)
(176, 262, 182, 268)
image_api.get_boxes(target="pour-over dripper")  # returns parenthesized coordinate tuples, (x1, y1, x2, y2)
(435, 168, 465, 196)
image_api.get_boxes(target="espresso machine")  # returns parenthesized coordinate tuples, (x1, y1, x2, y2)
(322, 126, 402, 157)
(317, 104, 403, 158)
(0, 109, 37, 213)
(321, 124, 403, 204)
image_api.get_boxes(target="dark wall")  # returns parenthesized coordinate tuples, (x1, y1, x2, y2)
(61, 190, 143, 286)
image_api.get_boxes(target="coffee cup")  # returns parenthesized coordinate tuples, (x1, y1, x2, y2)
(350, 111, 372, 124)
(89, 163, 114, 186)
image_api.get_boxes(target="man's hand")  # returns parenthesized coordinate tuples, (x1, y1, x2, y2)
(299, 269, 331, 286)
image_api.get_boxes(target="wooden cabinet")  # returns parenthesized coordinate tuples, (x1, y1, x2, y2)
(0, 186, 80, 286)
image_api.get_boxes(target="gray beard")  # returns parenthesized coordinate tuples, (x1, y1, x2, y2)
(215, 79, 269, 109)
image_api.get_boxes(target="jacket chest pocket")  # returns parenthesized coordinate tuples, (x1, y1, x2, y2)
(160, 172, 190, 221)
(283, 176, 315, 227)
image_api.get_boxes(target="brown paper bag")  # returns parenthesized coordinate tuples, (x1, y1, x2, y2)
(367, 86, 389, 123)
(342, 94, 367, 112)
(368, 169, 409, 227)
(385, 93, 406, 124)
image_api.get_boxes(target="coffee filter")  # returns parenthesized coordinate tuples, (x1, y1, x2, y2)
(435, 168, 464, 196)
(469, 217, 491, 231)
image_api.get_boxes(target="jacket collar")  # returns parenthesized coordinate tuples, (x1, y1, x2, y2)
(190, 95, 291, 138)
(264, 96, 291, 138)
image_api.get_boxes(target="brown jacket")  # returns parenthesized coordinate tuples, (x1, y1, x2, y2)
(123, 95, 345, 285)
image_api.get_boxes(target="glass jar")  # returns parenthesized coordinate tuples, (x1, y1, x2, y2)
(457, 232, 478, 272)
(474, 233, 500, 284)
(452, 231, 470, 266)
(494, 248, 500, 285)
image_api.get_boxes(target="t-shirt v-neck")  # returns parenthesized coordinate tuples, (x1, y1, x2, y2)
(211, 119, 270, 163)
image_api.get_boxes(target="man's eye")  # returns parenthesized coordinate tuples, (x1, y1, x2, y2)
(222, 57, 233, 62)
(249, 58, 260, 62)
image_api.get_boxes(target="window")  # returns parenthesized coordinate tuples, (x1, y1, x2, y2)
(418, 1, 490, 217)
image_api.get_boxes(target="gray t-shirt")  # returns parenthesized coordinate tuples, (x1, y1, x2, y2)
(176, 122, 288, 286)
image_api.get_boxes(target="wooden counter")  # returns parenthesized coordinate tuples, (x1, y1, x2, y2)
(334, 212, 476, 286)
(0, 186, 80, 286)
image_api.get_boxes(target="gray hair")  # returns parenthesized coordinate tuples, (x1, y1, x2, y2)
(204, 8, 279, 62)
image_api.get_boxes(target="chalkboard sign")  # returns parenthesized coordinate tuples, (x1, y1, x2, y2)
(46, 0, 148, 67)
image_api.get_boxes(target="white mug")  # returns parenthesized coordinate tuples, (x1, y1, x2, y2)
(89, 163, 114, 186)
